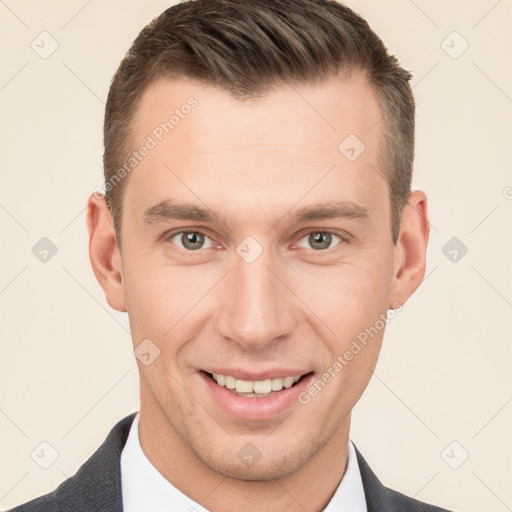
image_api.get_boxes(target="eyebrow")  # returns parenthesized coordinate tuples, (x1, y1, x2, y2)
(142, 199, 369, 227)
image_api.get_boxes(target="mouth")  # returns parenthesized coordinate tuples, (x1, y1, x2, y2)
(203, 370, 313, 398)
(200, 368, 315, 420)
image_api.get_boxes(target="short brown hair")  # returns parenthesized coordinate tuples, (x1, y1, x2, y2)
(103, 0, 415, 249)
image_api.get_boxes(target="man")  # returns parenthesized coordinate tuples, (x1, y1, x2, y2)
(10, 0, 452, 510)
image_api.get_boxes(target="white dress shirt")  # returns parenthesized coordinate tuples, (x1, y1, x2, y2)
(121, 412, 367, 512)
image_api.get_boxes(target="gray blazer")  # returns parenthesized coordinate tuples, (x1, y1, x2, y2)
(9, 413, 453, 511)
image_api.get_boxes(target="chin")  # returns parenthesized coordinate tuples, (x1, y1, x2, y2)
(198, 441, 315, 481)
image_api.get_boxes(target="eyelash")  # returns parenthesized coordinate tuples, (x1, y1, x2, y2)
(163, 229, 346, 253)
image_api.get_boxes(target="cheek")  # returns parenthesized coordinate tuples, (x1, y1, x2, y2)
(122, 255, 217, 346)
(121, 256, 173, 341)
(295, 258, 392, 340)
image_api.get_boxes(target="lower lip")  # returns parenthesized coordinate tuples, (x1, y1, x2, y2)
(200, 371, 314, 421)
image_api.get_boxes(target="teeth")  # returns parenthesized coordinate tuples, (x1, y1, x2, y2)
(225, 375, 236, 390)
(235, 379, 253, 393)
(253, 379, 272, 394)
(271, 377, 283, 391)
(283, 376, 295, 388)
(211, 372, 304, 394)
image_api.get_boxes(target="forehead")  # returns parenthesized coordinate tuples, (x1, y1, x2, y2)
(123, 72, 387, 228)
(134, 71, 382, 151)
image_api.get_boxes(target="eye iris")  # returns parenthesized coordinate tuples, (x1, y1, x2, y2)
(182, 232, 204, 250)
(309, 232, 331, 250)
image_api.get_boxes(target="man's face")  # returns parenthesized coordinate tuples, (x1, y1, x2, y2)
(114, 72, 402, 479)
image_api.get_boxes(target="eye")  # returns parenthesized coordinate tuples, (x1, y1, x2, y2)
(166, 230, 216, 251)
(296, 231, 343, 251)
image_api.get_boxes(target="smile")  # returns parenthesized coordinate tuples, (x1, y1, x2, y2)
(200, 368, 314, 420)
(208, 372, 305, 397)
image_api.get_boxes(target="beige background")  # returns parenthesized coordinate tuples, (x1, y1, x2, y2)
(1, 1, 511, 510)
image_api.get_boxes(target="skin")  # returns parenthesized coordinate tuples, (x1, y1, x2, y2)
(87, 70, 429, 511)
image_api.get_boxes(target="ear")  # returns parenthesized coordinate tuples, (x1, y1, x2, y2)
(389, 190, 430, 308)
(86, 193, 127, 312)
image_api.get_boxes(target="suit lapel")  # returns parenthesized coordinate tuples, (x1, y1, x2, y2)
(353, 443, 394, 512)
(55, 412, 136, 511)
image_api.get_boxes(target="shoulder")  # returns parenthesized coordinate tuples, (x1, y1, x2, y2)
(379, 486, 453, 512)
(7, 413, 136, 512)
(353, 443, 454, 512)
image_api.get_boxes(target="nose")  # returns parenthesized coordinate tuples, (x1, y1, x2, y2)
(215, 245, 298, 350)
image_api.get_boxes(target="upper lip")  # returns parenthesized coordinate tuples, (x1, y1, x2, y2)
(202, 368, 312, 381)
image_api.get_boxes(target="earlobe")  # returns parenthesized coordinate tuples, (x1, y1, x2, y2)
(86, 193, 127, 312)
(389, 190, 430, 308)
